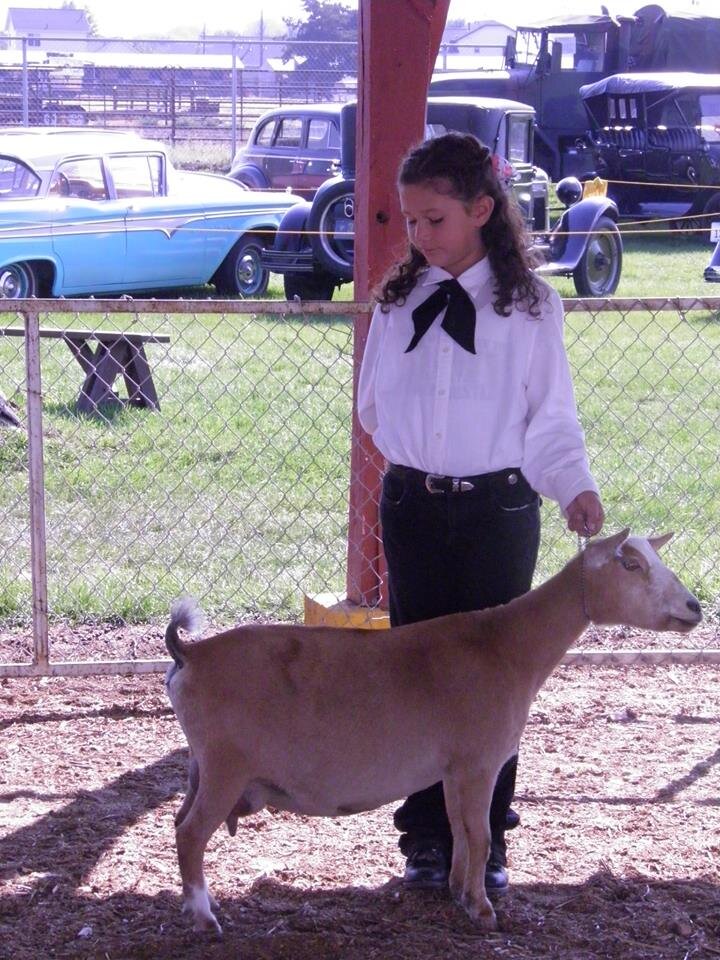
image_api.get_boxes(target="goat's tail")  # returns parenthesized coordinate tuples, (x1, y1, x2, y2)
(165, 597, 205, 669)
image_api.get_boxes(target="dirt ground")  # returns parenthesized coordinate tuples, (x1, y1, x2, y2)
(1, 622, 719, 960)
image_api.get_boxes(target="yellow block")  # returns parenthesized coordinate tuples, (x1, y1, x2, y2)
(304, 592, 390, 630)
(582, 176, 608, 199)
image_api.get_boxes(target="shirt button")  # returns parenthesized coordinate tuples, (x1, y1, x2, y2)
(438, 388, 446, 396)
(442, 346, 450, 354)
(508, 473, 518, 485)
(435, 432, 442, 439)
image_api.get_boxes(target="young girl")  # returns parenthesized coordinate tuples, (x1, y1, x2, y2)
(357, 132, 604, 893)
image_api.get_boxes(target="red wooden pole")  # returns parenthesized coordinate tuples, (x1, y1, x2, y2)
(346, 0, 451, 607)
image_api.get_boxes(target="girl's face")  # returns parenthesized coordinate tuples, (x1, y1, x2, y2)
(399, 179, 494, 277)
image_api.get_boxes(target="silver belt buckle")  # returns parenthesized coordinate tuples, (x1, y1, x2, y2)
(425, 473, 444, 494)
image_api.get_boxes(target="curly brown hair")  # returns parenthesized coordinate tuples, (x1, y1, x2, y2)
(376, 132, 544, 317)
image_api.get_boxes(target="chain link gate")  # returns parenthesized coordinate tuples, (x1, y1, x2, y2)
(0, 297, 718, 678)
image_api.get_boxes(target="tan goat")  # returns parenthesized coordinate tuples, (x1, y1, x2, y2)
(164, 528, 701, 935)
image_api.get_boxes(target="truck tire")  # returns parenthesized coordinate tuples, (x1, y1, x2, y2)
(307, 179, 355, 281)
(283, 271, 336, 301)
(572, 216, 622, 297)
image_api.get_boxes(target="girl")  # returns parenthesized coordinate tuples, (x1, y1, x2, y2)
(357, 132, 604, 893)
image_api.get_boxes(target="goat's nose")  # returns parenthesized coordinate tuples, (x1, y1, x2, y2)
(687, 598, 702, 616)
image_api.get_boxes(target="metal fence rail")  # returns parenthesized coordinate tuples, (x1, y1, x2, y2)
(0, 296, 719, 678)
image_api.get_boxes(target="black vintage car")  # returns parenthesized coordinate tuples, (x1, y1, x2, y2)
(579, 73, 720, 230)
(262, 97, 623, 300)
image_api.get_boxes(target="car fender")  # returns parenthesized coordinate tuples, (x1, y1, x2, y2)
(272, 201, 313, 253)
(549, 196, 619, 271)
(0, 254, 60, 296)
(230, 164, 269, 190)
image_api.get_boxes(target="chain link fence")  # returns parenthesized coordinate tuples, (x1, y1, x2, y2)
(0, 36, 361, 169)
(0, 296, 718, 677)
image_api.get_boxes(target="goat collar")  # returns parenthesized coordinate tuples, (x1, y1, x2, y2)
(579, 541, 593, 624)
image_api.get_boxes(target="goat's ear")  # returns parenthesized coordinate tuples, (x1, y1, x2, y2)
(648, 532, 673, 553)
(604, 527, 630, 550)
(617, 541, 649, 573)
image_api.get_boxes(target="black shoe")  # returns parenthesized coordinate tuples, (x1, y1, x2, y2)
(402, 843, 450, 889)
(485, 839, 509, 894)
(485, 856, 509, 893)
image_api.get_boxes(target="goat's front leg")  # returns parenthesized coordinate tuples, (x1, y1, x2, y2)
(443, 775, 469, 901)
(449, 770, 497, 931)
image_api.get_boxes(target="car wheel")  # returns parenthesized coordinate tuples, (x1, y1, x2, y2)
(307, 179, 355, 281)
(572, 216, 622, 297)
(283, 271, 336, 301)
(0, 262, 36, 299)
(215, 235, 269, 298)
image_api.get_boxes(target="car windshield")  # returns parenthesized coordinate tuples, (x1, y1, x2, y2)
(0, 156, 42, 199)
(515, 27, 607, 71)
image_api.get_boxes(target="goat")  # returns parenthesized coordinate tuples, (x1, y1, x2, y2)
(163, 529, 701, 935)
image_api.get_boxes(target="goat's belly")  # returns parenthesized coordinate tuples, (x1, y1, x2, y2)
(250, 762, 445, 818)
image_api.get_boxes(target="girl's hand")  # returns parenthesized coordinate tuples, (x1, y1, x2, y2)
(566, 491, 605, 537)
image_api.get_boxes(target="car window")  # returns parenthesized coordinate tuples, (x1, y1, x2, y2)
(275, 117, 302, 148)
(108, 154, 163, 198)
(307, 119, 339, 150)
(255, 119, 276, 147)
(0, 157, 41, 199)
(51, 158, 107, 200)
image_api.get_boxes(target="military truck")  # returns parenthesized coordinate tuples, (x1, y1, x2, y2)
(429, 5, 720, 181)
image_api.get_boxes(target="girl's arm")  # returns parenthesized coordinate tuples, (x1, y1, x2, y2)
(357, 304, 387, 436)
(522, 288, 602, 521)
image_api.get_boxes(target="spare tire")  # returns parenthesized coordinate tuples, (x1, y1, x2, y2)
(307, 179, 355, 281)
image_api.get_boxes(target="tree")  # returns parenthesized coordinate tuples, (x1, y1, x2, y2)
(283, 0, 358, 84)
(62, 1, 97, 37)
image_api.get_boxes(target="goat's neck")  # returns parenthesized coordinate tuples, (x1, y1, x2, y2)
(496, 553, 588, 693)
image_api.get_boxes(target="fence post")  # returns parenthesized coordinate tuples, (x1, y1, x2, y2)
(21, 37, 29, 125)
(231, 43, 238, 158)
(23, 308, 49, 669)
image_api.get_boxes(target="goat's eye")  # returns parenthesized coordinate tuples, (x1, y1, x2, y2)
(621, 558, 640, 571)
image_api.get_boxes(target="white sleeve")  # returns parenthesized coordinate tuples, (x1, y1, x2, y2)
(522, 289, 599, 511)
(357, 303, 387, 437)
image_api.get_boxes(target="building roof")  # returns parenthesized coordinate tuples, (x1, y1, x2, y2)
(5, 6, 92, 33)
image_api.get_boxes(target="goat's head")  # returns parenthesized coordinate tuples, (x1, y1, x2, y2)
(583, 529, 702, 632)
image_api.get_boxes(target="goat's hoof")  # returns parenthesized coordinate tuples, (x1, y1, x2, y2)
(192, 913, 223, 937)
(462, 899, 497, 931)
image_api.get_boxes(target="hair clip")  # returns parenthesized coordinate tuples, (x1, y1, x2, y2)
(491, 154, 515, 189)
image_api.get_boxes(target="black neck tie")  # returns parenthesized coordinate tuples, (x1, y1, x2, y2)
(405, 278, 476, 354)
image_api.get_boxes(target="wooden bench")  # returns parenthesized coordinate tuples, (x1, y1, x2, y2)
(0, 327, 170, 413)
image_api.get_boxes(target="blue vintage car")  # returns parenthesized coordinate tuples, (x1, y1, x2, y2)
(0, 128, 302, 298)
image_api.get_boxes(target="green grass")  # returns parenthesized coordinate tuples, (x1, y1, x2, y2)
(0, 232, 718, 627)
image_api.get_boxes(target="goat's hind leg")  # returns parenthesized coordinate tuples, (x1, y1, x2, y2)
(175, 753, 251, 935)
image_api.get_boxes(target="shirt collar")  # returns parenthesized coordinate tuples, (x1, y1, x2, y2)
(419, 257, 493, 300)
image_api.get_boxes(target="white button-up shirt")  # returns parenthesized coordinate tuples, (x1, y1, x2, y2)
(357, 257, 598, 512)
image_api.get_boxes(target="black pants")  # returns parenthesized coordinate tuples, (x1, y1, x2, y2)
(380, 464, 541, 856)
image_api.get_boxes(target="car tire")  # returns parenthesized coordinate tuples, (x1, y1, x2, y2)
(572, 216, 622, 297)
(0, 262, 36, 299)
(283, 271, 336, 301)
(307, 179, 355, 281)
(215, 234, 269, 298)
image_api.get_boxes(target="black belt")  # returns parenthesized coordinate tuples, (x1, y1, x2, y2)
(388, 463, 523, 495)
